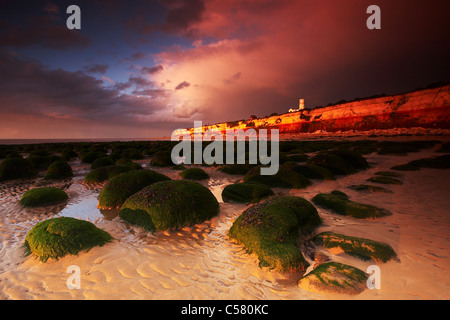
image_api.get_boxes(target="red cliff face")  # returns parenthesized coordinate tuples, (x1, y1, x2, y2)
(273, 85, 450, 133)
(179, 85, 450, 135)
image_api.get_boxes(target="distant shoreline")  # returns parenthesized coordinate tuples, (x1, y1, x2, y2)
(0, 137, 172, 145)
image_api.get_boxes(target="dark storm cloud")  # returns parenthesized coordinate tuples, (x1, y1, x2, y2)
(83, 64, 109, 74)
(0, 51, 163, 123)
(175, 81, 190, 90)
(125, 0, 206, 37)
(128, 76, 153, 88)
(158, 0, 205, 34)
(0, 15, 90, 50)
(142, 65, 164, 74)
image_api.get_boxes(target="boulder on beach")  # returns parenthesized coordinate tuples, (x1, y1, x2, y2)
(347, 184, 392, 193)
(291, 164, 335, 180)
(229, 196, 321, 273)
(366, 176, 403, 185)
(218, 164, 255, 175)
(222, 182, 274, 204)
(179, 167, 210, 180)
(306, 150, 368, 176)
(313, 231, 397, 262)
(391, 154, 450, 171)
(91, 157, 114, 170)
(150, 150, 173, 167)
(298, 262, 368, 295)
(84, 162, 142, 184)
(119, 180, 219, 232)
(312, 190, 392, 219)
(0, 158, 37, 181)
(98, 169, 171, 209)
(24, 217, 113, 262)
(44, 160, 73, 180)
(243, 164, 311, 189)
(20, 187, 69, 207)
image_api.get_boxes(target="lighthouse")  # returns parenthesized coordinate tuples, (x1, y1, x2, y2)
(299, 99, 305, 110)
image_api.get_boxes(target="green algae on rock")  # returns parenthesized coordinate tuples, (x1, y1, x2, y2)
(222, 182, 274, 204)
(243, 164, 311, 189)
(84, 162, 142, 184)
(179, 167, 210, 180)
(44, 160, 73, 180)
(0, 158, 37, 181)
(24, 217, 113, 262)
(366, 176, 403, 185)
(229, 196, 321, 273)
(298, 262, 368, 295)
(119, 180, 219, 232)
(312, 191, 392, 219)
(347, 184, 392, 193)
(150, 150, 173, 167)
(306, 150, 368, 176)
(313, 231, 397, 262)
(20, 187, 69, 207)
(98, 169, 171, 209)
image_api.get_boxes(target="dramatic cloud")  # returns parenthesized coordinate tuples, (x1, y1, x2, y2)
(0, 0, 448, 138)
(0, 15, 90, 50)
(142, 65, 164, 74)
(175, 81, 190, 90)
(84, 64, 109, 74)
(150, 0, 450, 123)
(0, 50, 183, 138)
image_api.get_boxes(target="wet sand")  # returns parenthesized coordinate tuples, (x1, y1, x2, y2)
(0, 137, 449, 300)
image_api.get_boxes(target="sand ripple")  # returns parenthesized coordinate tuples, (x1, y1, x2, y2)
(1, 140, 450, 300)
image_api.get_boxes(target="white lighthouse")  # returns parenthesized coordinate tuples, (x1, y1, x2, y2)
(299, 98, 305, 110)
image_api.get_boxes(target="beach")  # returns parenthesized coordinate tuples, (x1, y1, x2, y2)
(0, 135, 449, 300)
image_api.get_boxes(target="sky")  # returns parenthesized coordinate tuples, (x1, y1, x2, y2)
(0, 0, 448, 139)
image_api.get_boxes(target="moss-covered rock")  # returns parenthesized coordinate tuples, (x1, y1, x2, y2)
(84, 163, 142, 183)
(306, 151, 364, 175)
(229, 196, 321, 273)
(121, 148, 144, 160)
(24, 217, 113, 262)
(366, 176, 403, 185)
(347, 184, 392, 193)
(291, 164, 335, 180)
(285, 153, 309, 162)
(150, 150, 173, 167)
(19, 187, 69, 207)
(407, 154, 450, 169)
(312, 191, 392, 219)
(218, 164, 255, 175)
(61, 148, 77, 161)
(313, 232, 397, 262)
(327, 150, 369, 170)
(98, 169, 171, 209)
(80, 151, 105, 164)
(222, 182, 274, 204)
(298, 262, 368, 295)
(27, 155, 61, 171)
(0, 158, 37, 181)
(179, 167, 209, 180)
(45, 160, 73, 180)
(91, 157, 114, 169)
(119, 180, 219, 232)
(243, 164, 311, 189)
(374, 171, 402, 177)
(390, 164, 420, 171)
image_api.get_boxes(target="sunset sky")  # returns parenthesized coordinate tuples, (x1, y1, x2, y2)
(0, 0, 448, 139)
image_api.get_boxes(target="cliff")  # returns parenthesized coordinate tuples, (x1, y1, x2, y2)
(177, 85, 450, 136)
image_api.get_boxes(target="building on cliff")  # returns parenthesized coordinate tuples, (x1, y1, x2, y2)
(176, 84, 450, 136)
